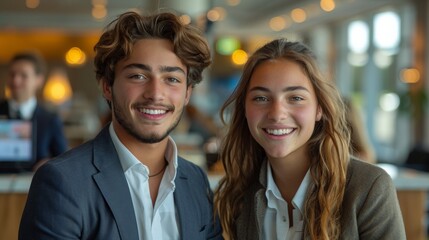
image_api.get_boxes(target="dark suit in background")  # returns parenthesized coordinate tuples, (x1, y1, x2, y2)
(0, 100, 68, 169)
(19, 127, 222, 239)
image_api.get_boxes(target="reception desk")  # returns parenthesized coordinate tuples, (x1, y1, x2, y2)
(1, 165, 428, 240)
(382, 164, 429, 240)
(0, 173, 32, 240)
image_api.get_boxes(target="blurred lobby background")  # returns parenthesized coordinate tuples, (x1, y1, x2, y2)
(0, 0, 429, 239)
(1, 0, 428, 165)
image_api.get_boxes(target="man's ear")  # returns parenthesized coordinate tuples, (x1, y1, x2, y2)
(184, 86, 193, 105)
(100, 79, 112, 101)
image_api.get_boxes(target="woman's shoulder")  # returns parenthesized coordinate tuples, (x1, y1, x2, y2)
(347, 158, 389, 179)
(345, 158, 395, 195)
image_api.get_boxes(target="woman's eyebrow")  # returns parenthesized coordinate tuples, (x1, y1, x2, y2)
(248, 85, 309, 93)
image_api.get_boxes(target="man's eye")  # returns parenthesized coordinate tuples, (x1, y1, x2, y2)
(136, 75, 145, 80)
(168, 77, 180, 83)
(129, 74, 146, 80)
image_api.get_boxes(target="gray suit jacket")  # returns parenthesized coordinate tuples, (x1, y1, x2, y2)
(19, 127, 222, 240)
(235, 158, 406, 240)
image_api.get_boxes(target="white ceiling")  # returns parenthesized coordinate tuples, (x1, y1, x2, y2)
(0, 0, 404, 36)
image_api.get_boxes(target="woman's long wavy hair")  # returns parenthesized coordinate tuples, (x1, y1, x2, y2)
(214, 39, 350, 239)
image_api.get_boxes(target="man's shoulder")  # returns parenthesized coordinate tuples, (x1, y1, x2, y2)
(177, 157, 209, 182)
(178, 157, 204, 172)
(46, 128, 114, 169)
(34, 103, 60, 118)
(45, 140, 95, 169)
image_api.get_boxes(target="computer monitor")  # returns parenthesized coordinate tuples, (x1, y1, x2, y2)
(0, 119, 36, 173)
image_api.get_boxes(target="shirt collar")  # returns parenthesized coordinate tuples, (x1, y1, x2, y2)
(265, 161, 311, 215)
(9, 97, 37, 120)
(109, 123, 178, 180)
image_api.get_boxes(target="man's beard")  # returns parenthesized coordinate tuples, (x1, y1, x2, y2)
(111, 91, 184, 144)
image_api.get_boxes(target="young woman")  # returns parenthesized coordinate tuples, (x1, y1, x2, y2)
(214, 39, 405, 239)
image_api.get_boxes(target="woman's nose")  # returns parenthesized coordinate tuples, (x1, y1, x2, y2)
(267, 100, 287, 121)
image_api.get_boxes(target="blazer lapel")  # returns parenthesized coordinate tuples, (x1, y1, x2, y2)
(92, 127, 139, 240)
(31, 104, 40, 120)
(174, 164, 201, 239)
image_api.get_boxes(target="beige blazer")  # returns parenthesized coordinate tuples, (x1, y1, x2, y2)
(235, 158, 406, 240)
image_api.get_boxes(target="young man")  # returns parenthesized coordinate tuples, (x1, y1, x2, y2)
(19, 11, 222, 239)
(0, 53, 68, 171)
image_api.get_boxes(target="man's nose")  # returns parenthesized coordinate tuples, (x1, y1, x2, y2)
(142, 78, 165, 101)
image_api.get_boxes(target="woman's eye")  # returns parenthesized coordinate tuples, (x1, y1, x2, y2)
(254, 96, 268, 102)
(290, 96, 304, 101)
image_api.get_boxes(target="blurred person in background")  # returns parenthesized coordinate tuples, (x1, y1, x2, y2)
(343, 97, 376, 164)
(19, 11, 222, 239)
(0, 52, 68, 171)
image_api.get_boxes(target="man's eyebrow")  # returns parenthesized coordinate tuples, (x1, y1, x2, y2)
(122, 64, 186, 76)
(122, 63, 151, 71)
(248, 85, 309, 92)
(160, 66, 186, 76)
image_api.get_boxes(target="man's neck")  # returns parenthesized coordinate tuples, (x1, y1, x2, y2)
(9, 97, 37, 119)
(112, 122, 169, 169)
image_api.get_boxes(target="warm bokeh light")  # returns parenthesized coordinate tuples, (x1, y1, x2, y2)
(43, 69, 73, 105)
(401, 68, 420, 83)
(320, 0, 336, 12)
(179, 15, 191, 25)
(92, 5, 107, 20)
(92, 0, 106, 5)
(5, 87, 11, 99)
(26, 0, 40, 9)
(207, 7, 226, 22)
(269, 16, 287, 31)
(207, 10, 220, 22)
(0, 32, 100, 64)
(231, 49, 248, 65)
(291, 8, 307, 23)
(227, 0, 240, 6)
(65, 47, 86, 66)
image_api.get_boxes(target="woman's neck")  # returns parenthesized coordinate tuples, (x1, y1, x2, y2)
(268, 149, 311, 203)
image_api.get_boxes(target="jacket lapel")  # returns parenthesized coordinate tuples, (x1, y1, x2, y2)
(92, 127, 139, 240)
(174, 163, 200, 239)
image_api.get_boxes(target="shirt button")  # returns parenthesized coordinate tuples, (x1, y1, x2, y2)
(283, 216, 287, 222)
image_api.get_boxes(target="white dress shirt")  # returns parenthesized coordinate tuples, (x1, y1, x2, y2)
(264, 162, 311, 240)
(9, 97, 37, 120)
(109, 124, 179, 240)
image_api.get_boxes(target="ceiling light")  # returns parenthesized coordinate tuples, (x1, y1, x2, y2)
(269, 16, 287, 31)
(320, 0, 336, 12)
(26, 0, 40, 9)
(65, 47, 86, 66)
(291, 8, 306, 23)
